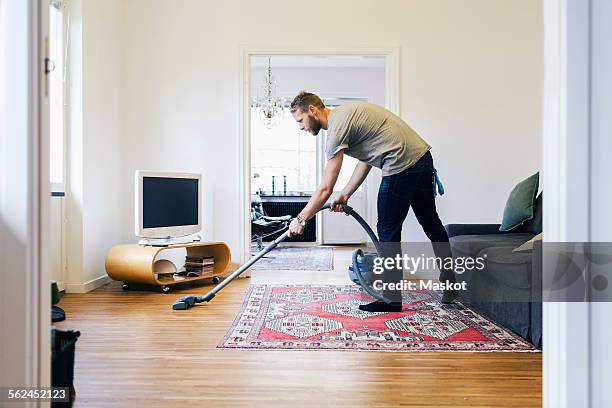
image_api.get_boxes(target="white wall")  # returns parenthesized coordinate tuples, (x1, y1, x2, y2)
(71, 0, 542, 287)
(120, 0, 542, 247)
(65, 0, 124, 292)
(81, 0, 124, 289)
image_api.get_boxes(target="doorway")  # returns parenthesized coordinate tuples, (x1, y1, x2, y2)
(244, 51, 399, 261)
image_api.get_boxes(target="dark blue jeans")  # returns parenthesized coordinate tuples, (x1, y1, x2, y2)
(377, 151, 452, 302)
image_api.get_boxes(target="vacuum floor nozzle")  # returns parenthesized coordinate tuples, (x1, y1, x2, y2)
(172, 295, 198, 310)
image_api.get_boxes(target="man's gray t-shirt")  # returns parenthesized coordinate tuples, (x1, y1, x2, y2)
(325, 101, 431, 176)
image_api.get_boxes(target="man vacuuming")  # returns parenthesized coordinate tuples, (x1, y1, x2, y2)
(287, 91, 457, 312)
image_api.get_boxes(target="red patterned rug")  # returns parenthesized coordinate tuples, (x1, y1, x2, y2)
(218, 285, 536, 352)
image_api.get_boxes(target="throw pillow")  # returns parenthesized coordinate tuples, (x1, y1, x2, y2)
(500, 172, 540, 231)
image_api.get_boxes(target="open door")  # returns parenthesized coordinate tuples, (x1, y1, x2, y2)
(248, 55, 386, 247)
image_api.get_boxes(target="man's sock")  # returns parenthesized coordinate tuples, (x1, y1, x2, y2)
(358, 301, 402, 312)
(439, 270, 456, 283)
(441, 289, 458, 304)
(438, 270, 458, 304)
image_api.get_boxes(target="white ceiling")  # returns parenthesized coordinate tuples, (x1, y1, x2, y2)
(250, 55, 385, 69)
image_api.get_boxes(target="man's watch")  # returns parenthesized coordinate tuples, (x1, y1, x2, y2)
(296, 215, 307, 227)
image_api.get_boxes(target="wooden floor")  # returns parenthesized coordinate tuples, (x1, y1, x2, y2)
(56, 246, 542, 408)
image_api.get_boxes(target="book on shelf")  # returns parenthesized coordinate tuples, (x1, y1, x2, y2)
(185, 266, 214, 276)
(185, 264, 213, 269)
(152, 254, 216, 279)
(184, 261, 214, 267)
(185, 256, 214, 263)
(184, 255, 215, 275)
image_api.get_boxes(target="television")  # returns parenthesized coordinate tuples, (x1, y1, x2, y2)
(134, 171, 202, 240)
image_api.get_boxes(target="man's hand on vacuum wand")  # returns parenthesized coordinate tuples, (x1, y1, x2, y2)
(330, 193, 350, 212)
(288, 215, 306, 238)
(329, 162, 370, 213)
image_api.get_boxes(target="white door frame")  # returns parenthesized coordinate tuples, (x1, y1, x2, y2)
(238, 47, 400, 265)
(0, 0, 50, 390)
(543, 0, 612, 407)
(39, 0, 52, 389)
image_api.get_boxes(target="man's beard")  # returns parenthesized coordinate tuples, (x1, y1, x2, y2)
(309, 120, 322, 135)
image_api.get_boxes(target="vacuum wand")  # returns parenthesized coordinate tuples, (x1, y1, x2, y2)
(172, 230, 290, 310)
(172, 203, 374, 310)
(204, 230, 289, 300)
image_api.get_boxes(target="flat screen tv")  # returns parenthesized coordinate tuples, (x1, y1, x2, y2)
(134, 171, 201, 239)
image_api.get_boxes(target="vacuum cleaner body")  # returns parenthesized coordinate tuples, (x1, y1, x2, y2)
(348, 251, 378, 286)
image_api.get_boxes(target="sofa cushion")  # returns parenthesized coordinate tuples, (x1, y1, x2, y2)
(477, 246, 533, 289)
(500, 173, 540, 231)
(445, 223, 504, 238)
(450, 233, 534, 258)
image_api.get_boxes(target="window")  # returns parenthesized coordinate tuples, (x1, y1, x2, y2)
(251, 109, 316, 194)
(49, 1, 65, 186)
(250, 104, 364, 195)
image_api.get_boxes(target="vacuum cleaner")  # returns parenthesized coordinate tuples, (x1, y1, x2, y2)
(172, 204, 391, 310)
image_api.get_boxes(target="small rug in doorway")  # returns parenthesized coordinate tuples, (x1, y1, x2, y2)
(250, 246, 333, 271)
(218, 285, 537, 352)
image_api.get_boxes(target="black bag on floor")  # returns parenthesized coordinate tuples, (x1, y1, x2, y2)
(52, 329, 80, 407)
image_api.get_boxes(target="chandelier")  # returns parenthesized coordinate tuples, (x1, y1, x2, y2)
(252, 58, 285, 129)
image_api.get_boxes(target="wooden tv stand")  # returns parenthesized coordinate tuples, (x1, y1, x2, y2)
(105, 242, 231, 293)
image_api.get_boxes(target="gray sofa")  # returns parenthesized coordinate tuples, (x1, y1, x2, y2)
(445, 193, 542, 348)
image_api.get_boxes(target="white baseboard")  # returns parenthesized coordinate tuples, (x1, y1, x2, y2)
(64, 274, 112, 294)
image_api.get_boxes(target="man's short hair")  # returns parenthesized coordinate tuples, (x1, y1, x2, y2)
(290, 91, 325, 113)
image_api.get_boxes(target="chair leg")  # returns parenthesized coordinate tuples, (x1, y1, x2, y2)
(251, 235, 276, 259)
